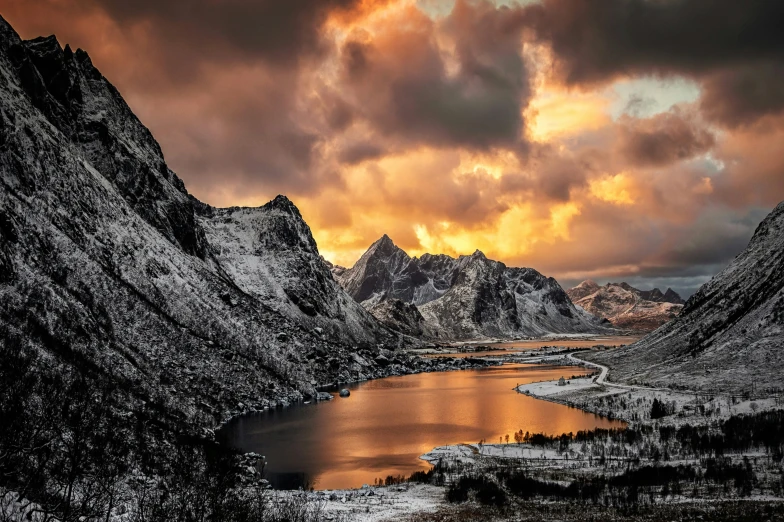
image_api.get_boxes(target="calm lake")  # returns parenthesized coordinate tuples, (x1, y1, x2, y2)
(425, 335, 642, 358)
(220, 363, 625, 490)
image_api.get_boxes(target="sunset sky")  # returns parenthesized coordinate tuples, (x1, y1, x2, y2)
(4, 0, 783, 296)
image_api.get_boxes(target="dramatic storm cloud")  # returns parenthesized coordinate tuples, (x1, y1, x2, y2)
(522, 0, 784, 126)
(2, 0, 783, 296)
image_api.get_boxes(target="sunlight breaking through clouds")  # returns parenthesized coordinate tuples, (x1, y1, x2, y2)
(5, 0, 781, 295)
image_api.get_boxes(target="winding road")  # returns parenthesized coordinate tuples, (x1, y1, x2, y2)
(566, 352, 668, 393)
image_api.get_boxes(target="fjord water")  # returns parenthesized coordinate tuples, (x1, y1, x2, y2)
(221, 364, 624, 490)
(425, 335, 642, 358)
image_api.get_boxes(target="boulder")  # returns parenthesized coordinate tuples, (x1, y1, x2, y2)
(316, 391, 334, 401)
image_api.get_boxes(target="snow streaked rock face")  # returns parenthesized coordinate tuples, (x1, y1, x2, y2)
(0, 16, 406, 423)
(566, 281, 684, 331)
(589, 200, 784, 393)
(196, 198, 397, 346)
(334, 235, 442, 307)
(333, 237, 607, 339)
(365, 299, 430, 338)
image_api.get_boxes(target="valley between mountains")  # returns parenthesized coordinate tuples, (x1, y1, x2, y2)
(1, 13, 784, 522)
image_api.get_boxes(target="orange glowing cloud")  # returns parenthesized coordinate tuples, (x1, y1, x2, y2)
(526, 88, 612, 141)
(4, 0, 783, 295)
(589, 173, 637, 206)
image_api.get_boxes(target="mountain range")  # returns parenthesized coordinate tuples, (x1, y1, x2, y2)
(566, 280, 684, 331)
(331, 235, 607, 339)
(0, 17, 413, 427)
(3, 12, 784, 520)
(588, 200, 784, 393)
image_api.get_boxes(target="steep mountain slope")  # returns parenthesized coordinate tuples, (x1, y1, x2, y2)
(588, 201, 784, 393)
(333, 236, 606, 339)
(567, 281, 684, 331)
(365, 299, 431, 337)
(0, 16, 405, 429)
(418, 251, 604, 339)
(195, 198, 394, 344)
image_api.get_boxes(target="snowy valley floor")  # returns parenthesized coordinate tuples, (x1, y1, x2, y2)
(308, 347, 784, 521)
(7, 345, 781, 521)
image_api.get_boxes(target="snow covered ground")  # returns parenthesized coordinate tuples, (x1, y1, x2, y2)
(290, 484, 444, 522)
(516, 375, 599, 397)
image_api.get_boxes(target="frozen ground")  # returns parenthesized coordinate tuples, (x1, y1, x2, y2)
(516, 374, 599, 397)
(509, 350, 782, 428)
(294, 484, 444, 522)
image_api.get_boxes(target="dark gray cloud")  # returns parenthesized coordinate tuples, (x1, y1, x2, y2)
(337, 142, 386, 165)
(617, 110, 715, 167)
(94, 0, 366, 67)
(338, 0, 532, 151)
(523, 0, 784, 127)
(655, 206, 771, 267)
(622, 93, 656, 118)
(700, 63, 784, 128)
(555, 205, 767, 300)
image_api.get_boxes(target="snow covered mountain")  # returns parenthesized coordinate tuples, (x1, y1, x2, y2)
(567, 280, 684, 331)
(333, 234, 456, 307)
(0, 16, 408, 424)
(589, 200, 784, 393)
(195, 197, 395, 345)
(332, 236, 607, 339)
(365, 299, 431, 337)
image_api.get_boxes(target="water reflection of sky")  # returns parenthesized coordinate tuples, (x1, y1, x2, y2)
(221, 363, 625, 490)
(424, 335, 641, 358)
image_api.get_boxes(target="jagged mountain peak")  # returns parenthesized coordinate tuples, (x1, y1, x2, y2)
(417, 251, 455, 263)
(366, 233, 403, 257)
(0, 9, 408, 421)
(662, 288, 684, 304)
(335, 238, 605, 339)
(196, 194, 327, 263)
(616, 282, 641, 293)
(599, 281, 683, 304)
(331, 233, 420, 305)
(338, 234, 413, 280)
(0, 15, 20, 50)
(25, 34, 61, 52)
(265, 194, 300, 212)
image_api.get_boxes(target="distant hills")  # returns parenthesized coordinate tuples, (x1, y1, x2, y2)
(330, 235, 606, 339)
(567, 280, 684, 332)
(588, 200, 784, 393)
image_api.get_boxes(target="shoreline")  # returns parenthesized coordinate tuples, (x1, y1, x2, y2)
(244, 347, 784, 520)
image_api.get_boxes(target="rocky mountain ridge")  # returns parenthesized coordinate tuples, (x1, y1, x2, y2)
(0, 15, 411, 433)
(587, 200, 784, 393)
(567, 280, 684, 331)
(332, 236, 607, 339)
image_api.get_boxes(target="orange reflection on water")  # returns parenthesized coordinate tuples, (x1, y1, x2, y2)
(222, 364, 625, 490)
(425, 335, 642, 358)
